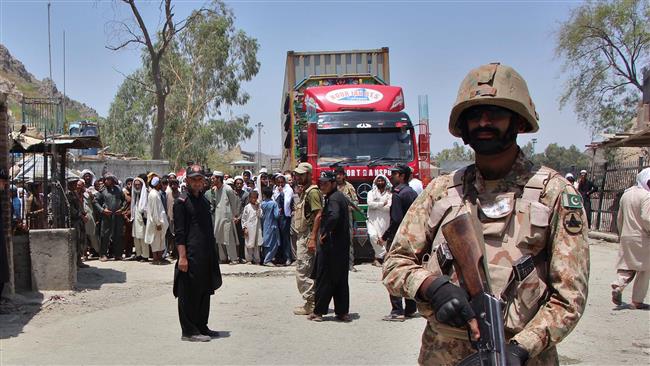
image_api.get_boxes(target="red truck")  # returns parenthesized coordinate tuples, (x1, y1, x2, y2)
(280, 48, 430, 258)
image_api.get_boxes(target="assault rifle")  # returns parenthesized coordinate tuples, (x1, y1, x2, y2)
(440, 213, 508, 366)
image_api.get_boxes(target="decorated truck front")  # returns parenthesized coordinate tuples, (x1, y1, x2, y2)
(303, 84, 419, 258)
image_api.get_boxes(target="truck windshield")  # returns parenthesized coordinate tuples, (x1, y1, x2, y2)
(317, 128, 413, 166)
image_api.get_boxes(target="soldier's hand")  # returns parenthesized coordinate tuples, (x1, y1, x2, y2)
(505, 343, 529, 365)
(307, 237, 316, 253)
(178, 257, 188, 272)
(425, 276, 476, 328)
(102, 208, 112, 216)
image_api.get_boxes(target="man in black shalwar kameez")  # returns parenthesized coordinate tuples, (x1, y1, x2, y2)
(173, 165, 223, 342)
(308, 171, 351, 322)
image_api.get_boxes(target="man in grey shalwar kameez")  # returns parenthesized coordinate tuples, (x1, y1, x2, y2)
(207, 171, 240, 264)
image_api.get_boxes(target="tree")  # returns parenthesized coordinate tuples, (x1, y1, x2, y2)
(104, 69, 153, 158)
(160, 3, 258, 168)
(433, 142, 475, 162)
(535, 143, 591, 173)
(556, 0, 649, 134)
(108, 0, 210, 159)
(105, 1, 258, 169)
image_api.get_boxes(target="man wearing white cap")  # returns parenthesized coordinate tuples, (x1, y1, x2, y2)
(208, 171, 240, 264)
(577, 170, 597, 229)
(611, 168, 650, 309)
(146, 177, 169, 264)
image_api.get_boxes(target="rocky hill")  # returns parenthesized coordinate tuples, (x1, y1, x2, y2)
(0, 43, 98, 124)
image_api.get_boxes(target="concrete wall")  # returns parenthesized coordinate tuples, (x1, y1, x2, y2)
(29, 229, 76, 291)
(69, 159, 170, 183)
(12, 234, 31, 291)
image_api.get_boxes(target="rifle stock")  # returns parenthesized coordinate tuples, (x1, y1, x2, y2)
(441, 213, 508, 366)
(440, 213, 489, 295)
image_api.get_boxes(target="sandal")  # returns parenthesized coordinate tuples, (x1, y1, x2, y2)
(307, 313, 323, 322)
(611, 289, 622, 305)
(382, 314, 405, 322)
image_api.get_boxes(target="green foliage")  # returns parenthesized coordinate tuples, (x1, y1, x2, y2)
(556, 0, 649, 134)
(433, 142, 474, 162)
(105, 69, 153, 158)
(105, 0, 258, 168)
(532, 143, 591, 173)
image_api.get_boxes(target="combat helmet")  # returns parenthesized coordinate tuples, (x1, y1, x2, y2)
(449, 62, 539, 137)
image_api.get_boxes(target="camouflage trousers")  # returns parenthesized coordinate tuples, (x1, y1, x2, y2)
(295, 232, 315, 305)
(418, 322, 559, 366)
(612, 269, 649, 303)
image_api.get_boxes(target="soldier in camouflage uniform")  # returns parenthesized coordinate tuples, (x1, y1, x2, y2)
(382, 63, 590, 365)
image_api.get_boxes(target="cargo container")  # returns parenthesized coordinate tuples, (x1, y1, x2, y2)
(280, 47, 430, 261)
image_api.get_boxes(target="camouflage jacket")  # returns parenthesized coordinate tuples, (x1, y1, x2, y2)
(382, 150, 590, 359)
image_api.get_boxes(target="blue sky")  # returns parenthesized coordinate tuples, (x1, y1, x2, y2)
(0, 0, 593, 156)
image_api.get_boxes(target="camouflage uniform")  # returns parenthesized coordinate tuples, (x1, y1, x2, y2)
(382, 150, 590, 365)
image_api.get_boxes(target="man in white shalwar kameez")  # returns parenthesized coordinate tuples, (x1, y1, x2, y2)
(612, 168, 650, 309)
(131, 177, 149, 261)
(366, 174, 392, 266)
(145, 177, 169, 265)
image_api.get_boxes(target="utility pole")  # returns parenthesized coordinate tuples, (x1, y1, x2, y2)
(256, 122, 263, 173)
(47, 2, 52, 95)
(532, 138, 538, 156)
(63, 29, 66, 123)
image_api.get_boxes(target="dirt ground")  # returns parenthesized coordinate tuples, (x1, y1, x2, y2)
(0, 239, 648, 365)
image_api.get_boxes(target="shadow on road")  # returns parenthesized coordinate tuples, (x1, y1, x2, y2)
(0, 291, 44, 340)
(76, 266, 127, 290)
(0, 266, 126, 340)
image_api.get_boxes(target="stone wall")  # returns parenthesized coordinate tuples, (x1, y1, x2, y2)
(69, 159, 170, 183)
(29, 229, 76, 291)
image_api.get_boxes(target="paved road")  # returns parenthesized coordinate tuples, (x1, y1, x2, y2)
(1, 239, 648, 365)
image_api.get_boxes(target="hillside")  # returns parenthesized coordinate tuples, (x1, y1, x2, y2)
(0, 43, 98, 125)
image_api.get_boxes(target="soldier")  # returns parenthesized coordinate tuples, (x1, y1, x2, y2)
(93, 174, 126, 261)
(173, 165, 222, 342)
(292, 162, 322, 315)
(382, 63, 590, 365)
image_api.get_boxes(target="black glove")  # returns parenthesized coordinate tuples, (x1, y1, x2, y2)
(505, 342, 529, 365)
(425, 276, 475, 327)
(458, 343, 529, 365)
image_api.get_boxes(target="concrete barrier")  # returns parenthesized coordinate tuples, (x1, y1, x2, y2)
(12, 234, 31, 291)
(29, 229, 76, 290)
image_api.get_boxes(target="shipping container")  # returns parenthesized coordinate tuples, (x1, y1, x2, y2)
(280, 48, 390, 170)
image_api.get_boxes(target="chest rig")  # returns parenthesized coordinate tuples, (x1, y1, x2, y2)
(423, 165, 556, 340)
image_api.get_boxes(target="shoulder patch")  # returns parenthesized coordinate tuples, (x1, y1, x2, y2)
(562, 192, 582, 209)
(563, 211, 583, 235)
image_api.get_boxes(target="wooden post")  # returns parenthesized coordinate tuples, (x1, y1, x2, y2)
(596, 162, 608, 231)
(0, 92, 14, 295)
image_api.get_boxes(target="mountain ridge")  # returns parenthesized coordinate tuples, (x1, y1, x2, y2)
(0, 43, 99, 125)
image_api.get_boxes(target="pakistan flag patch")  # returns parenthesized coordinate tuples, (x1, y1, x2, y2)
(562, 193, 582, 209)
